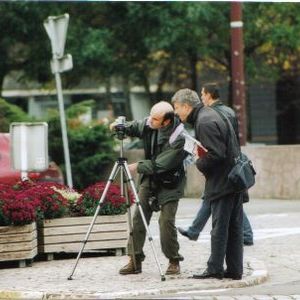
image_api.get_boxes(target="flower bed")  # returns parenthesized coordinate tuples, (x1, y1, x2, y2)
(0, 180, 72, 265)
(38, 181, 134, 258)
(0, 180, 134, 261)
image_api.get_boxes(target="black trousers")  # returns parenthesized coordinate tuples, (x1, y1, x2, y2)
(207, 193, 244, 275)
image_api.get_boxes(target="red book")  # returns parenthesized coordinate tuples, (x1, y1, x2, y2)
(182, 132, 208, 158)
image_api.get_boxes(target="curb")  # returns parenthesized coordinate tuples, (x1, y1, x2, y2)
(0, 258, 268, 300)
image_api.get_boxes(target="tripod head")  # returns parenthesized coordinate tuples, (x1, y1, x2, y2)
(114, 116, 127, 140)
(112, 116, 128, 159)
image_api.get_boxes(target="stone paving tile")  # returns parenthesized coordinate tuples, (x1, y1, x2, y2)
(146, 297, 300, 300)
(252, 296, 281, 300)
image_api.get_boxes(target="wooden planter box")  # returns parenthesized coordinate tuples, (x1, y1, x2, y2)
(0, 222, 38, 267)
(38, 214, 128, 259)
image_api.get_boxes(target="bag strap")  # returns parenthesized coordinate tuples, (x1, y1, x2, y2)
(212, 108, 241, 159)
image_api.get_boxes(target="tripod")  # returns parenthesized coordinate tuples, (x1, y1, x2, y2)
(68, 137, 166, 281)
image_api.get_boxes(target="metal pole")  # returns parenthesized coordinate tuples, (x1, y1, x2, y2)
(230, 2, 247, 145)
(54, 62, 73, 187)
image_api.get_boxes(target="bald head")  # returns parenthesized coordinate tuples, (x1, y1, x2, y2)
(151, 101, 173, 117)
(149, 101, 174, 129)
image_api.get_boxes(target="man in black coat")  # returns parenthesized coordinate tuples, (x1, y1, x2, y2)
(172, 88, 244, 280)
(177, 83, 253, 247)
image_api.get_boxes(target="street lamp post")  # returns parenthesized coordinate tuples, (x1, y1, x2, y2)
(230, 2, 247, 145)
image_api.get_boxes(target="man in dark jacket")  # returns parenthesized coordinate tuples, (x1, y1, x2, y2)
(112, 101, 186, 276)
(172, 88, 244, 280)
(177, 83, 253, 247)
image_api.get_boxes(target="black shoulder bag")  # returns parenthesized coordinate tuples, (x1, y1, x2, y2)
(217, 112, 256, 193)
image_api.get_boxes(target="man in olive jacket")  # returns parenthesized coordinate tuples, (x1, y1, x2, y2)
(172, 88, 243, 280)
(113, 101, 186, 275)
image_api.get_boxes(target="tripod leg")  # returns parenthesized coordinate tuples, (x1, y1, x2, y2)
(123, 174, 137, 270)
(67, 162, 120, 280)
(123, 162, 166, 281)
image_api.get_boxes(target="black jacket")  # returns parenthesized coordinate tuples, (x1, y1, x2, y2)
(210, 100, 239, 143)
(187, 103, 238, 201)
(210, 100, 249, 202)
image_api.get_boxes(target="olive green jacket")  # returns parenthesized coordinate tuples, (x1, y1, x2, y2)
(125, 117, 186, 206)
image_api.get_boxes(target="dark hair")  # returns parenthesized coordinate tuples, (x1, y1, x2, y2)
(163, 111, 175, 122)
(203, 83, 220, 100)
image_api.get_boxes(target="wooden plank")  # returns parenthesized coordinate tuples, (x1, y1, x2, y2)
(0, 223, 38, 262)
(37, 217, 128, 254)
(0, 223, 36, 235)
(39, 240, 126, 253)
(40, 222, 127, 236)
(0, 247, 37, 261)
(40, 231, 128, 244)
(40, 215, 127, 227)
(0, 239, 37, 252)
(0, 230, 37, 244)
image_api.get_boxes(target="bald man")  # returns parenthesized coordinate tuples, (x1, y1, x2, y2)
(112, 101, 186, 275)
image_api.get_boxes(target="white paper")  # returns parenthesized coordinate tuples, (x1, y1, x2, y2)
(184, 137, 196, 155)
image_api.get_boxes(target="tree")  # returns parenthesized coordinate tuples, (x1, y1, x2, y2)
(0, 98, 32, 132)
(244, 3, 300, 81)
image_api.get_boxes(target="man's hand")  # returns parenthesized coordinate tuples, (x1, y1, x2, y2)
(128, 163, 138, 174)
(109, 121, 117, 131)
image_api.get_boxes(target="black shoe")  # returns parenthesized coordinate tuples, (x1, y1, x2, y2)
(177, 227, 197, 241)
(224, 272, 242, 280)
(192, 270, 223, 280)
(244, 240, 254, 246)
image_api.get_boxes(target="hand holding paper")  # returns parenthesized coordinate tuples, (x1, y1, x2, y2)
(182, 132, 208, 158)
(168, 123, 208, 158)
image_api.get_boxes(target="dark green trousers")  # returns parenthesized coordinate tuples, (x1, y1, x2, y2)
(127, 183, 181, 261)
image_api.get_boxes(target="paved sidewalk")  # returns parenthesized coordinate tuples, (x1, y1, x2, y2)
(0, 240, 267, 299)
(0, 198, 271, 299)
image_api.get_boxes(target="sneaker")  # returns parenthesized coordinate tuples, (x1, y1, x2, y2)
(165, 260, 180, 275)
(177, 227, 198, 241)
(119, 256, 142, 275)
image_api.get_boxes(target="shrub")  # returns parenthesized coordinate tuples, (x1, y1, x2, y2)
(75, 182, 134, 216)
(0, 98, 32, 132)
(46, 101, 116, 190)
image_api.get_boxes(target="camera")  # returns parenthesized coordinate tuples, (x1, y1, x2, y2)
(114, 116, 126, 140)
(148, 195, 160, 212)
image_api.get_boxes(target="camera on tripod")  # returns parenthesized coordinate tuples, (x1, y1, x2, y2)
(114, 116, 126, 140)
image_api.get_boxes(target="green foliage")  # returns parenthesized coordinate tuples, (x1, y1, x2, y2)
(47, 101, 116, 190)
(1, 2, 300, 95)
(66, 99, 95, 119)
(0, 98, 32, 132)
(244, 3, 300, 81)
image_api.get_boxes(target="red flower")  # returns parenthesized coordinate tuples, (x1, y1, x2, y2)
(0, 180, 71, 225)
(76, 182, 134, 216)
